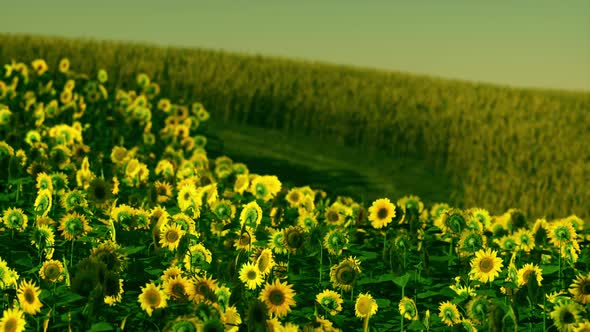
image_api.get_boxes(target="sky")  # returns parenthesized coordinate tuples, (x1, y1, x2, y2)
(1, 0, 589, 91)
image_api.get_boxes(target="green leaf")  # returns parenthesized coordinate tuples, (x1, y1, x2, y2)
(88, 322, 114, 332)
(124, 245, 145, 255)
(393, 273, 411, 288)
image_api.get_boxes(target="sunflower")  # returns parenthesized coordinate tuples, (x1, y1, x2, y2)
(239, 262, 264, 290)
(35, 172, 53, 193)
(399, 297, 419, 321)
(255, 248, 275, 276)
(494, 235, 518, 252)
(466, 296, 489, 324)
(324, 202, 349, 226)
(0, 307, 26, 332)
(178, 184, 200, 213)
(569, 273, 590, 304)
(31, 59, 48, 75)
(259, 279, 296, 317)
(234, 228, 256, 251)
(58, 212, 91, 240)
(239, 201, 263, 228)
(216, 286, 232, 310)
(574, 321, 590, 332)
(210, 221, 230, 238)
(438, 301, 461, 326)
(190, 274, 218, 303)
(211, 200, 235, 222)
(164, 275, 192, 301)
(551, 301, 583, 332)
(138, 282, 168, 316)
(397, 195, 424, 215)
(517, 263, 543, 288)
(514, 229, 535, 252)
(61, 190, 88, 211)
(283, 226, 305, 253)
(90, 240, 128, 273)
(39, 259, 64, 283)
(469, 248, 504, 283)
(183, 243, 212, 273)
(161, 266, 183, 283)
(58, 58, 70, 73)
(457, 230, 486, 255)
(222, 306, 242, 332)
(17, 279, 43, 315)
(285, 188, 304, 208)
(250, 175, 281, 202)
(170, 212, 197, 234)
(548, 219, 578, 248)
(2, 208, 28, 231)
(87, 177, 112, 208)
(316, 290, 343, 316)
(268, 228, 288, 254)
(355, 293, 378, 319)
(104, 278, 124, 306)
(234, 174, 250, 194)
(329, 257, 361, 292)
(323, 229, 348, 256)
(297, 211, 318, 230)
(436, 209, 467, 236)
(159, 222, 186, 251)
(367, 198, 396, 229)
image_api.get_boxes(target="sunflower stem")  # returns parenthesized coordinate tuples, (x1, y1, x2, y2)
(70, 240, 75, 268)
(319, 240, 323, 284)
(363, 314, 370, 332)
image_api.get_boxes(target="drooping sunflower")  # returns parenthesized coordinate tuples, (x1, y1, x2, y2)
(87, 177, 113, 208)
(222, 306, 242, 332)
(315, 290, 343, 316)
(323, 229, 349, 256)
(297, 211, 318, 230)
(138, 282, 168, 317)
(282, 226, 305, 253)
(90, 240, 128, 273)
(469, 248, 504, 283)
(190, 274, 218, 303)
(239, 262, 264, 290)
(355, 293, 378, 319)
(61, 190, 88, 211)
(329, 257, 361, 292)
(517, 263, 543, 288)
(239, 201, 263, 228)
(458, 230, 486, 255)
(438, 301, 461, 326)
(259, 279, 296, 317)
(367, 198, 396, 229)
(104, 278, 124, 306)
(0, 307, 27, 332)
(513, 228, 535, 252)
(39, 259, 64, 283)
(569, 273, 590, 305)
(548, 219, 578, 248)
(164, 275, 192, 302)
(170, 212, 197, 235)
(550, 301, 583, 332)
(268, 228, 288, 255)
(211, 199, 235, 222)
(466, 296, 489, 325)
(399, 297, 419, 321)
(255, 248, 275, 276)
(234, 228, 256, 251)
(234, 174, 250, 195)
(494, 235, 518, 252)
(183, 243, 212, 273)
(58, 212, 91, 240)
(35, 172, 53, 193)
(17, 279, 43, 315)
(437, 208, 467, 236)
(2, 208, 28, 231)
(159, 222, 186, 251)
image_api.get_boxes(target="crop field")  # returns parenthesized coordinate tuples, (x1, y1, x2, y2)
(0, 52, 589, 332)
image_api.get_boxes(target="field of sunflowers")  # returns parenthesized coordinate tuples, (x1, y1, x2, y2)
(0, 58, 589, 332)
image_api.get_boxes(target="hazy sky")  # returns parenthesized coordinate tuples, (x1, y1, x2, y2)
(1, 0, 589, 91)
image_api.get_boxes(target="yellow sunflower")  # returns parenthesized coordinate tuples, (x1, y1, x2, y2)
(39, 259, 64, 283)
(58, 58, 70, 73)
(285, 188, 303, 208)
(399, 297, 419, 321)
(159, 222, 186, 251)
(517, 263, 543, 288)
(234, 174, 250, 195)
(2, 208, 28, 231)
(190, 274, 218, 303)
(469, 248, 503, 283)
(268, 228, 288, 255)
(138, 282, 168, 317)
(255, 248, 275, 276)
(183, 243, 212, 273)
(58, 212, 91, 240)
(104, 278, 124, 306)
(0, 307, 26, 332)
(548, 219, 578, 248)
(513, 229, 535, 252)
(222, 306, 242, 332)
(31, 59, 48, 75)
(161, 266, 183, 283)
(438, 301, 461, 326)
(550, 301, 583, 332)
(239, 262, 264, 290)
(329, 257, 361, 292)
(164, 276, 192, 301)
(239, 201, 263, 228)
(354, 293, 378, 318)
(259, 279, 296, 317)
(234, 228, 256, 251)
(569, 273, 590, 304)
(316, 289, 343, 316)
(324, 203, 347, 226)
(573, 321, 590, 332)
(17, 279, 43, 315)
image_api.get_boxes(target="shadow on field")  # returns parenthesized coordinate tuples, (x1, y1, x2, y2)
(205, 120, 455, 205)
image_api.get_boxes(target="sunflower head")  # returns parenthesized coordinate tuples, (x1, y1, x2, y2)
(90, 240, 128, 273)
(58, 212, 91, 240)
(255, 248, 275, 276)
(569, 273, 590, 305)
(438, 301, 461, 326)
(316, 289, 343, 316)
(239, 201, 263, 228)
(438, 209, 466, 236)
(368, 198, 396, 229)
(259, 279, 296, 318)
(138, 282, 168, 317)
(469, 248, 504, 283)
(2, 207, 28, 231)
(87, 177, 113, 207)
(283, 226, 306, 253)
(550, 301, 583, 332)
(466, 296, 489, 324)
(0, 307, 27, 332)
(329, 257, 361, 292)
(398, 297, 419, 321)
(17, 279, 43, 315)
(355, 293, 378, 319)
(39, 259, 64, 283)
(323, 229, 348, 256)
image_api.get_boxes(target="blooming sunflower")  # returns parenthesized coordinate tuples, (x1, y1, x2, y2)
(517, 263, 543, 288)
(249, 175, 281, 202)
(39, 259, 64, 283)
(0, 307, 26, 332)
(259, 279, 296, 317)
(190, 274, 218, 303)
(550, 301, 583, 332)
(514, 228, 535, 252)
(469, 248, 503, 283)
(138, 282, 168, 316)
(161, 266, 183, 283)
(355, 293, 378, 318)
(223, 306, 242, 332)
(324, 204, 346, 226)
(234, 228, 256, 251)
(183, 243, 212, 273)
(164, 275, 192, 301)
(297, 211, 318, 230)
(58, 58, 70, 73)
(268, 228, 288, 254)
(234, 174, 250, 195)
(438, 301, 461, 326)
(2, 208, 28, 231)
(323, 229, 348, 256)
(283, 226, 305, 253)
(31, 59, 48, 75)
(17, 279, 43, 315)
(255, 248, 275, 276)
(239, 262, 264, 290)
(399, 297, 419, 321)
(58, 212, 91, 240)
(548, 219, 578, 248)
(285, 188, 304, 208)
(367, 198, 396, 229)
(316, 289, 343, 316)
(159, 222, 186, 251)
(240, 201, 263, 228)
(329, 257, 361, 291)
(569, 273, 590, 305)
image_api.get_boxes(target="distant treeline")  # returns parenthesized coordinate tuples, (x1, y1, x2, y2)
(1, 33, 589, 219)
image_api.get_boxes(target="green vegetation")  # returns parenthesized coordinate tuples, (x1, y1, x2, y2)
(0, 33, 588, 222)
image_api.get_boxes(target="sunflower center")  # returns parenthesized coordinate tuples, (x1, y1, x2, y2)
(478, 258, 494, 273)
(581, 281, 590, 295)
(337, 267, 355, 284)
(147, 291, 160, 306)
(289, 192, 300, 202)
(560, 310, 575, 324)
(4, 318, 17, 332)
(268, 289, 285, 306)
(357, 298, 372, 315)
(183, 192, 191, 200)
(377, 207, 388, 220)
(172, 282, 185, 296)
(327, 211, 339, 222)
(45, 265, 60, 279)
(166, 230, 179, 242)
(258, 256, 269, 272)
(285, 231, 303, 249)
(247, 270, 257, 280)
(240, 233, 251, 245)
(24, 289, 35, 303)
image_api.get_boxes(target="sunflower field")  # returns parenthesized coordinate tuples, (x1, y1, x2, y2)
(0, 59, 589, 332)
